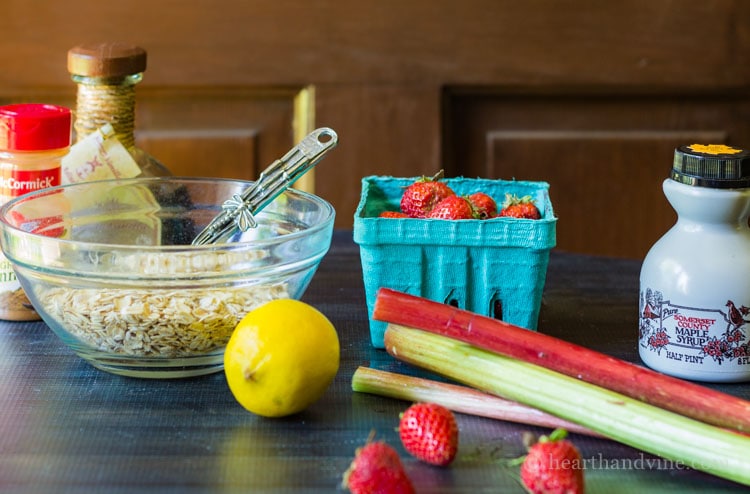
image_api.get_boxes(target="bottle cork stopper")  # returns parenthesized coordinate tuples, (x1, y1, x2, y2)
(68, 42, 147, 77)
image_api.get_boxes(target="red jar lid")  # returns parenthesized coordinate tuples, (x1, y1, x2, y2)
(0, 104, 72, 151)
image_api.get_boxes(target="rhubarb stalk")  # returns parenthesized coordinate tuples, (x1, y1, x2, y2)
(385, 323, 750, 486)
(373, 288, 750, 434)
(351, 366, 599, 437)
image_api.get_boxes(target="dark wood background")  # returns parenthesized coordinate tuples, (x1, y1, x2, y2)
(2, 0, 749, 258)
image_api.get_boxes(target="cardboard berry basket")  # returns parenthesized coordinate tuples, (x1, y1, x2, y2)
(353, 175, 557, 348)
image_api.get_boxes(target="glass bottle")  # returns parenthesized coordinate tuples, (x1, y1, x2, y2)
(67, 42, 171, 178)
(0, 103, 72, 321)
(639, 144, 750, 382)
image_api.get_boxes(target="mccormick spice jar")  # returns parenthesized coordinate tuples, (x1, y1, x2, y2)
(639, 144, 750, 382)
(0, 104, 71, 321)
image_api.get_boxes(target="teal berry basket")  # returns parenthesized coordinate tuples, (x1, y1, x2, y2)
(353, 175, 557, 348)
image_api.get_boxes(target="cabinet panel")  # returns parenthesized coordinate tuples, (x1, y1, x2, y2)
(135, 88, 304, 182)
(137, 129, 259, 180)
(487, 131, 724, 258)
(314, 84, 442, 225)
(445, 91, 749, 258)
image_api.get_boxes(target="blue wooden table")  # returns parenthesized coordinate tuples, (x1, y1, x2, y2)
(0, 230, 746, 493)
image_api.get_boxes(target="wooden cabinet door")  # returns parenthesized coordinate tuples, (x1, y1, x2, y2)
(444, 91, 749, 258)
(1, 1, 748, 258)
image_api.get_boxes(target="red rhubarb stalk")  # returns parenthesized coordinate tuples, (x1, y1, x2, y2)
(372, 288, 750, 433)
(351, 366, 599, 437)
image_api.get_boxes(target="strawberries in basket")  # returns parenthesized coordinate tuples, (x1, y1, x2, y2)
(380, 171, 541, 221)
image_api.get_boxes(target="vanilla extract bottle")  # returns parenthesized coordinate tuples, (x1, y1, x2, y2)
(66, 42, 171, 180)
(65, 43, 196, 246)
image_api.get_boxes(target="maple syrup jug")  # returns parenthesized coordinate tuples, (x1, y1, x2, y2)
(639, 144, 750, 382)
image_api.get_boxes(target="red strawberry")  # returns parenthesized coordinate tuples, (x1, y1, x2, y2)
(342, 439, 415, 494)
(499, 194, 541, 219)
(426, 195, 475, 220)
(520, 429, 584, 494)
(400, 171, 456, 218)
(379, 211, 410, 218)
(398, 402, 459, 467)
(467, 192, 497, 219)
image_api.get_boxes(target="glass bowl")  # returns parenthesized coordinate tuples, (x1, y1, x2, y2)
(0, 177, 335, 378)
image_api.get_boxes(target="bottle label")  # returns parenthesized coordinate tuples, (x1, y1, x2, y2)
(0, 164, 61, 319)
(0, 167, 60, 202)
(61, 124, 142, 184)
(639, 289, 750, 374)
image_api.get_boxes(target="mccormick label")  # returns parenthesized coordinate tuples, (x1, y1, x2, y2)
(0, 167, 60, 202)
(639, 289, 750, 375)
(0, 165, 61, 299)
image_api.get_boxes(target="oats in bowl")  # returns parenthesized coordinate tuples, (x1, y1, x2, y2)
(0, 177, 334, 378)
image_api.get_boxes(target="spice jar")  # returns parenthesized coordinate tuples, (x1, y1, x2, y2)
(67, 42, 171, 179)
(0, 103, 72, 321)
(639, 144, 750, 382)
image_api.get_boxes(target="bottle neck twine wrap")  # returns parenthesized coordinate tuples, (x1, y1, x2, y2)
(75, 82, 136, 150)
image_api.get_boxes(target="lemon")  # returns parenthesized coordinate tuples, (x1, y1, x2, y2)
(224, 299, 340, 417)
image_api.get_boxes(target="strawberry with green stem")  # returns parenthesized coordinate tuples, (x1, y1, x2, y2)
(467, 192, 498, 219)
(499, 194, 541, 219)
(400, 170, 456, 218)
(519, 428, 584, 494)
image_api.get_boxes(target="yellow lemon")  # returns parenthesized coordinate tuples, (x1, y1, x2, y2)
(224, 298, 340, 417)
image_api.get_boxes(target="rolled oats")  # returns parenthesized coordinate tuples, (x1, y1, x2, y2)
(34, 250, 290, 357)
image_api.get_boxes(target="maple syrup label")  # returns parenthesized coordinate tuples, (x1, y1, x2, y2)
(639, 289, 750, 369)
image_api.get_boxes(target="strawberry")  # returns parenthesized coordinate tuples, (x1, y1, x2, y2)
(520, 429, 584, 494)
(342, 439, 415, 494)
(379, 211, 410, 218)
(467, 192, 497, 219)
(398, 402, 459, 467)
(499, 193, 541, 219)
(426, 195, 475, 220)
(400, 171, 456, 218)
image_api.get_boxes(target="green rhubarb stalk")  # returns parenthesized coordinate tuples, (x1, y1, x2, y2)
(384, 323, 750, 486)
(373, 288, 750, 434)
(351, 366, 599, 437)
